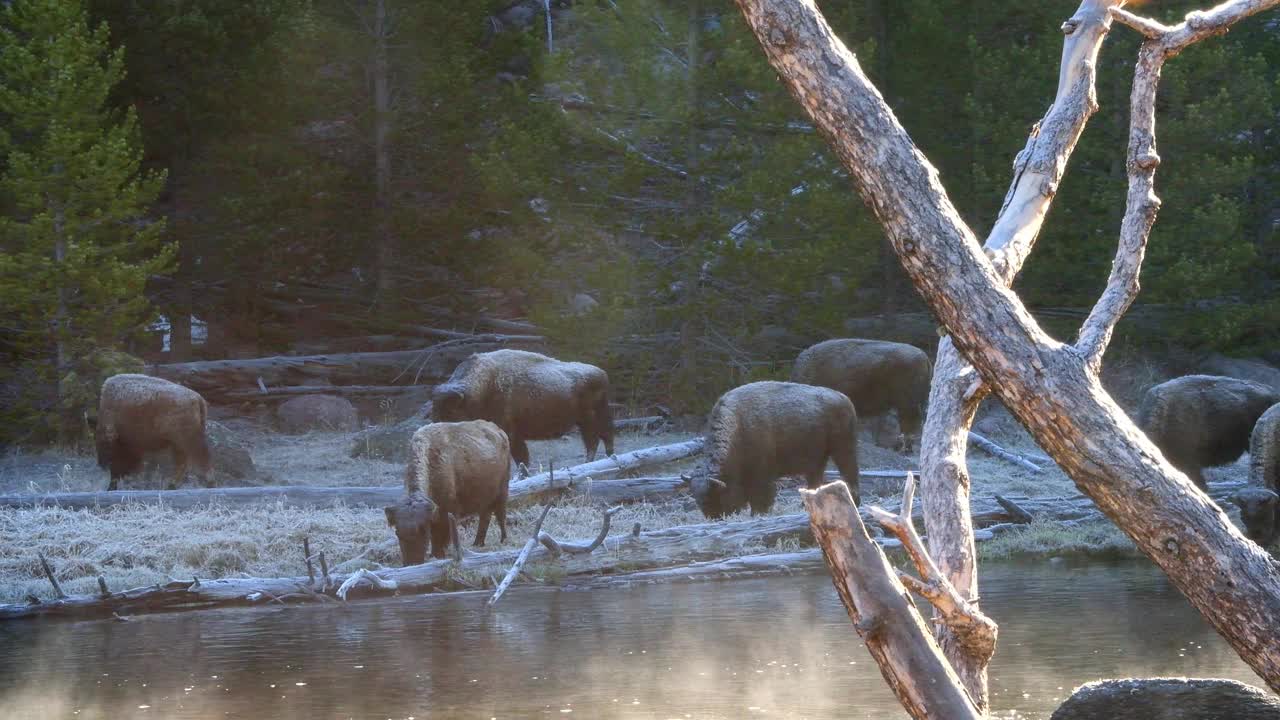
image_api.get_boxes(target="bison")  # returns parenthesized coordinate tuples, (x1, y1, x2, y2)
(692, 381, 860, 519)
(1234, 402, 1280, 546)
(384, 420, 512, 565)
(431, 349, 614, 471)
(791, 338, 931, 453)
(1136, 375, 1279, 491)
(96, 374, 211, 491)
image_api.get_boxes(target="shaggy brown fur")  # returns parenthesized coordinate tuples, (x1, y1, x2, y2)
(1137, 375, 1279, 491)
(1235, 403, 1280, 546)
(431, 349, 613, 469)
(384, 420, 511, 564)
(693, 381, 859, 518)
(792, 338, 932, 452)
(95, 374, 210, 490)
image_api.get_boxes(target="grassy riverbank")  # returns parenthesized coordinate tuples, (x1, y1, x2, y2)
(0, 409, 1251, 604)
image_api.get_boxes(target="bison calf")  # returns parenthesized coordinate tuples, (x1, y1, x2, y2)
(1234, 402, 1280, 546)
(1137, 375, 1279, 491)
(692, 381, 860, 519)
(96, 374, 211, 491)
(792, 338, 931, 453)
(384, 420, 512, 565)
(431, 349, 614, 471)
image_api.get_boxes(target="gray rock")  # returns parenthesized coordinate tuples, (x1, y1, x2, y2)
(276, 394, 359, 434)
(569, 293, 599, 316)
(1051, 678, 1280, 720)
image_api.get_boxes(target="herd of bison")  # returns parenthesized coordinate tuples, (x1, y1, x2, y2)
(92, 339, 1280, 563)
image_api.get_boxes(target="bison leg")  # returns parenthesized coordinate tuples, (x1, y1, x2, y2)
(494, 494, 508, 543)
(579, 425, 599, 462)
(832, 426, 861, 506)
(746, 477, 778, 515)
(475, 510, 492, 547)
(107, 440, 141, 491)
(429, 509, 452, 559)
(168, 446, 189, 491)
(510, 437, 531, 477)
(190, 436, 212, 487)
(595, 391, 615, 457)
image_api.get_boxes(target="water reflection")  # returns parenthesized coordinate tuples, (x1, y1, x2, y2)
(0, 561, 1263, 719)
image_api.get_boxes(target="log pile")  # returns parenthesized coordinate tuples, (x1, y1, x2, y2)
(151, 333, 543, 405)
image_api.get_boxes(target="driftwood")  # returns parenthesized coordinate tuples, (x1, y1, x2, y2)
(569, 549, 829, 588)
(489, 504, 555, 607)
(967, 432, 1043, 473)
(151, 336, 542, 403)
(507, 439, 706, 506)
(0, 512, 814, 621)
(220, 384, 432, 403)
(613, 415, 668, 432)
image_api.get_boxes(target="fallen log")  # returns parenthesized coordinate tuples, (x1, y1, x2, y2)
(967, 432, 1044, 473)
(613, 416, 667, 432)
(0, 512, 812, 621)
(220, 384, 432, 402)
(507, 438, 706, 506)
(151, 336, 543, 403)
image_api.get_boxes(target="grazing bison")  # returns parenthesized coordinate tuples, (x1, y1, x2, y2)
(1234, 402, 1280, 546)
(1136, 375, 1279, 490)
(384, 420, 511, 564)
(692, 381, 860, 519)
(792, 338, 931, 453)
(431, 349, 614, 470)
(96, 374, 211, 491)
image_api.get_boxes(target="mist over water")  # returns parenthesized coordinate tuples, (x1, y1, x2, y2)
(0, 561, 1262, 719)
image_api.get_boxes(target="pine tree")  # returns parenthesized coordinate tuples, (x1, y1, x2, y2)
(0, 0, 171, 442)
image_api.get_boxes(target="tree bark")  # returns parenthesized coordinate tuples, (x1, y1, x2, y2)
(733, 0, 1280, 697)
(802, 481, 982, 719)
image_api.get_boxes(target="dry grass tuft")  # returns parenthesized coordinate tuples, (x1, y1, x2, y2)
(980, 519, 1135, 560)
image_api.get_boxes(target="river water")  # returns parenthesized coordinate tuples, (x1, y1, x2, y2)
(0, 560, 1264, 719)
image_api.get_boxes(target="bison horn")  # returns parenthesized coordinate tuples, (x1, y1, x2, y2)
(709, 478, 727, 490)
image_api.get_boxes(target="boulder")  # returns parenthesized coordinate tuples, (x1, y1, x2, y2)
(276, 394, 358, 434)
(1050, 678, 1280, 720)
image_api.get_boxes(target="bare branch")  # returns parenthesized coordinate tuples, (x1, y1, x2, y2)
(1109, 8, 1173, 38)
(37, 553, 65, 599)
(538, 506, 623, 556)
(488, 503, 555, 607)
(1078, 0, 1280, 371)
(865, 474, 999, 666)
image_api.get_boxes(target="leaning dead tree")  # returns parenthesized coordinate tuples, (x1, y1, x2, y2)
(732, 0, 1280, 716)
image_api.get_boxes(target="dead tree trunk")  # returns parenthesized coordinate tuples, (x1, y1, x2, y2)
(733, 0, 1280, 711)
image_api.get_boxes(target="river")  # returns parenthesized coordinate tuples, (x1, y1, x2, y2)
(0, 560, 1263, 719)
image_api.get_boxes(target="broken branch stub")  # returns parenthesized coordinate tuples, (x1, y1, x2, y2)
(802, 481, 981, 720)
